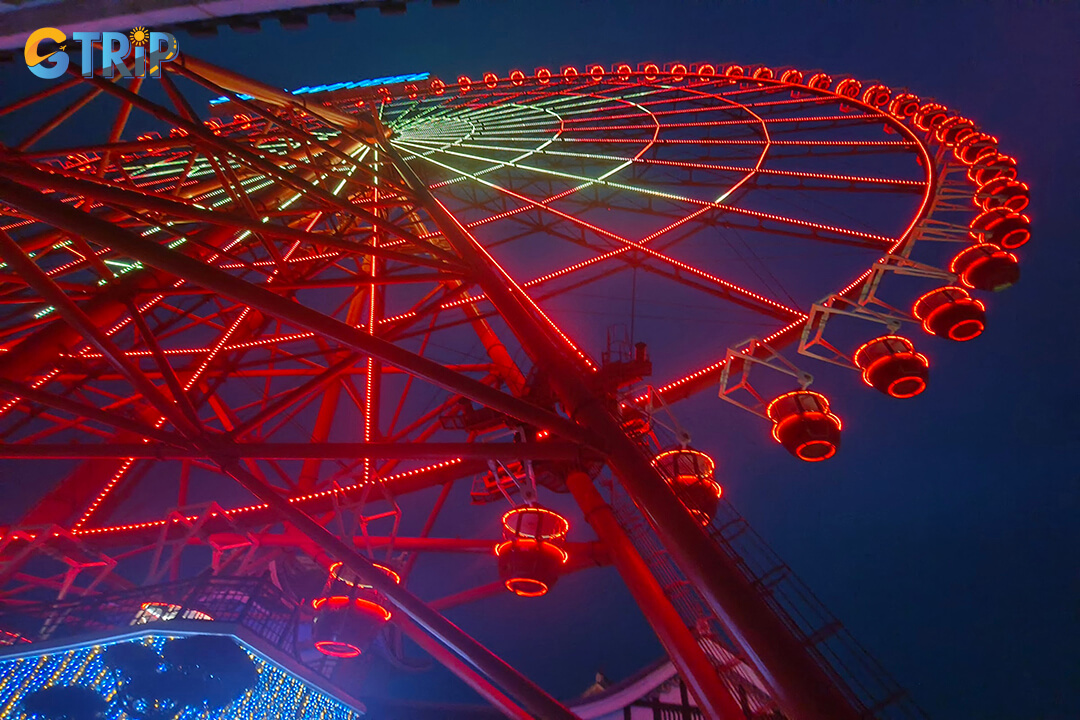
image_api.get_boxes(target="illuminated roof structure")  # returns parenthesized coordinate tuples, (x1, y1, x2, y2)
(0, 633, 362, 719)
(0, 576, 364, 718)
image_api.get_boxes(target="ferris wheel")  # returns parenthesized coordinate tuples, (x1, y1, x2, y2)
(0, 55, 1029, 720)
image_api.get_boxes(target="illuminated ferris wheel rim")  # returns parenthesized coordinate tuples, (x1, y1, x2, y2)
(369, 63, 938, 398)
(0, 60, 1015, 544)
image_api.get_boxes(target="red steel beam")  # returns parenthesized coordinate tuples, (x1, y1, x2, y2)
(567, 471, 744, 720)
(392, 616, 533, 720)
(0, 175, 600, 449)
(205, 532, 605, 561)
(379, 128, 861, 720)
(0, 442, 583, 461)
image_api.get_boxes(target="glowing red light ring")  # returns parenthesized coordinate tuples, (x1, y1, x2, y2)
(312, 596, 392, 621)
(794, 439, 837, 462)
(835, 78, 861, 98)
(912, 287, 974, 321)
(494, 539, 569, 564)
(862, 84, 891, 107)
(772, 412, 842, 445)
(885, 374, 928, 399)
(505, 578, 549, 597)
(765, 390, 831, 421)
(501, 507, 569, 540)
(328, 561, 402, 587)
(315, 640, 362, 658)
(779, 68, 803, 85)
(650, 448, 716, 477)
(947, 319, 985, 342)
(1000, 227, 1031, 249)
(853, 335, 917, 370)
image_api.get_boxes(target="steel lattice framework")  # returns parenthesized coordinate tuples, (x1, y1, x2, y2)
(0, 57, 1029, 720)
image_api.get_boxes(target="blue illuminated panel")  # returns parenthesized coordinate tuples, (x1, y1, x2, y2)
(0, 633, 362, 719)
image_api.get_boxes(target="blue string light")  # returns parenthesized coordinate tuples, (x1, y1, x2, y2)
(0, 634, 360, 719)
(209, 72, 430, 105)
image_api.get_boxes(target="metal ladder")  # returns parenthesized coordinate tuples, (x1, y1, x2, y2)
(606, 481, 929, 720)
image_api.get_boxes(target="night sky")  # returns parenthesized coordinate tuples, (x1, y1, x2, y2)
(3, 2, 1079, 718)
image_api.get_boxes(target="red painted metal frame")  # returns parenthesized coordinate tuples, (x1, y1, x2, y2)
(0, 57, 1005, 720)
(567, 471, 744, 719)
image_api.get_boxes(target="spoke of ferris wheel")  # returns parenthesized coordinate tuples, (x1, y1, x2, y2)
(546, 92, 840, 125)
(396, 134, 914, 151)
(552, 84, 793, 118)
(392, 137, 897, 244)
(388, 96, 444, 129)
(392, 82, 664, 134)
(399, 137, 925, 189)
(398, 85, 868, 133)
(179, 102, 408, 199)
(481, 80, 820, 123)
(379, 153, 801, 324)
(395, 91, 900, 133)
(454, 175, 803, 319)
(531, 137, 915, 148)
(391, 183, 770, 322)
(386, 172, 893, 329)
(420, 110, 884, 136)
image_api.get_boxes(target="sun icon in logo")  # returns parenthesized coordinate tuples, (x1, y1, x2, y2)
(129, 27, 149, 47)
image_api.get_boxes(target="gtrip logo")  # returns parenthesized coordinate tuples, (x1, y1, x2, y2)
(24, 27, 180, 80)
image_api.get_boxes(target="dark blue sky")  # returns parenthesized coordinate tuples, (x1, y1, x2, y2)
(4, 1, 1079, 718)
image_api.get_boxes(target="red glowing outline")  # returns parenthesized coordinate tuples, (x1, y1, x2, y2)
(501, 507, 569, 540)
(328, 561, 402, 587)
(795, 439, 837, 462)
(505, 578, 549, 597)
(650, 448, 717, 477)
(947, 319, 985, 342)
(312, 596, 392, 621)
(314, 641, 362, 658)
(494, 539, 569, 564)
